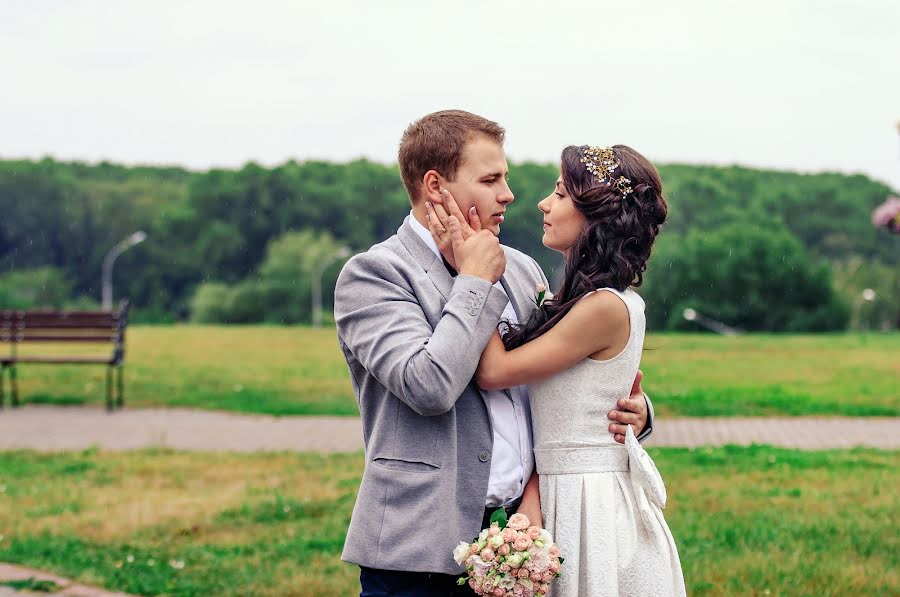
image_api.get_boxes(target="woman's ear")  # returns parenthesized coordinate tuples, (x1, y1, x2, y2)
(422, 170, 444, 204)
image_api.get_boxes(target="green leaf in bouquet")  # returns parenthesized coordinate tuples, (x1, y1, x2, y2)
(489, 507, 508, 528)
(558, 556, 565, 564)
(457, 577, 467, 586)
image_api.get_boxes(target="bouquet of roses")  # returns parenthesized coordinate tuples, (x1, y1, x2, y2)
(453, 509, 563, 597)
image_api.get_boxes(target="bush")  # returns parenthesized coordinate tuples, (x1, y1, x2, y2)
(189, 282, 232, 323)
(187, 230, 347, 324)
(643, 222, 850, 332)
(0, 267, 72, 309)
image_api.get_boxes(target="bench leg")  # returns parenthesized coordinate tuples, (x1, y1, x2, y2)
(105, 366, 113, 412)
(10, 365, 19, 407)
(116, 365, 124, 409)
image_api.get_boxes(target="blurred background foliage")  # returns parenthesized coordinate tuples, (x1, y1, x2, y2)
(1, 157, 896, 330)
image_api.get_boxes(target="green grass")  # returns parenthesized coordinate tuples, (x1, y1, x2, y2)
(4, 327, 898, 417)
(0, 447, 897, 596)
(0, 578, 62, 592)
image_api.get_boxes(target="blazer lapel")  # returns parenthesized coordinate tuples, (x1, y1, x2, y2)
(500, 275, 527, 325)
(397, 216, 453, 301)
(397, 216, 504, 420)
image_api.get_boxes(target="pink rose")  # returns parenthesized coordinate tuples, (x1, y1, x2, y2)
(481, 548, 496, 562)
(508, 513, 530, 530)
(503, 528, 518, 543)
(530, 571, 543, 582)
(498, 543, 511, 556)
(514, 535, 532, 551)
(542, 571, 553, 582)
(471, 543, 481, 555)
(489, 525, 501, 536)
(518, 568, 530, 578)
(549, 545, 559, 558)
(493, 588, 504, 596)
(549, 561, 560, 574)
(526, 526, 541, 540)
(499, 563, 511, 573)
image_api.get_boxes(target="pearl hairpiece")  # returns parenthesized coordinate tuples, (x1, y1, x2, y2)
(579, 146, 633, 198)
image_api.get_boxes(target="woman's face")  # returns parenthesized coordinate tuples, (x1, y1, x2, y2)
(538, 172, 587, 255)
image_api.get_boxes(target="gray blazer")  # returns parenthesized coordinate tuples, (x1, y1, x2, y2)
(334, 216, 653, 574)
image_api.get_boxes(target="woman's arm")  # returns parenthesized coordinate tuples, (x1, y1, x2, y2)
(475, 290, 630, 390)
(515, 469, 542, 528)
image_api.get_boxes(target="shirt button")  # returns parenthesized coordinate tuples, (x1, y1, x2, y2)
(479, 451, 490, 462)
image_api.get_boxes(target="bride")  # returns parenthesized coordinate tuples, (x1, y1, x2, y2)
(427, 145, 685, 596)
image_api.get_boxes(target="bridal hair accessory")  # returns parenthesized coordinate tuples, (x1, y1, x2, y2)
(579, 146, 633, 198)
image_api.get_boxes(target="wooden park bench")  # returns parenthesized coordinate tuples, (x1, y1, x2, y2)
(0, 301, 129, 411)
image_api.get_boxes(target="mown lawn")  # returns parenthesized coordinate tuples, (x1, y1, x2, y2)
(0, 447, 897, 596)
(5, 327, 899, 417)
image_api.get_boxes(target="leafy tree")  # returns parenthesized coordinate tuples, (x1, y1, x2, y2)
(188, 229, 346, 324)
(642, 222, 849, 332)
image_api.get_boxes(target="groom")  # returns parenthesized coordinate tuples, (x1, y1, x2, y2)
(334, 110, 653, 596)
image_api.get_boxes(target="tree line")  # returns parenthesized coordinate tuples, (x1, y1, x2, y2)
(0, 157, 897, 331)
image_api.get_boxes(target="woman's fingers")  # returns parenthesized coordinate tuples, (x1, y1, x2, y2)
(446, 215, 465, 248)
(428, 197, 452, 230)
(425, 202, 450, 250)
(468, 205, 482, 232)
(441, 189, 480, 236)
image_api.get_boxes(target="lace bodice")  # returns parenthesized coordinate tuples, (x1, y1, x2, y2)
(528, 288, 645, 454)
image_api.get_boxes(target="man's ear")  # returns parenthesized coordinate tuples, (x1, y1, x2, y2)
(422, 170, 445, 204)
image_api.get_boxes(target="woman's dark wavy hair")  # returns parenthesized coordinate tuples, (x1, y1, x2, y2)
(502, 144, 667, 350)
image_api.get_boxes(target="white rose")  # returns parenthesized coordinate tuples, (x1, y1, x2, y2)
(530, 550, 551, 571)
(506, 553, 524, 568)
(490, 534, 504, 548)
(499, 576, 516, 590)
(453, 541, 471, 566)
(479, 529, 490, 543)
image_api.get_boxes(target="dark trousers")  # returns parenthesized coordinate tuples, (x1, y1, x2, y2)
(359, 500, 522, 596)
(359, 567, 469, 597)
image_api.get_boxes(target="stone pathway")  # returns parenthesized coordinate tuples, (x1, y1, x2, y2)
(0, 405, 897, 452)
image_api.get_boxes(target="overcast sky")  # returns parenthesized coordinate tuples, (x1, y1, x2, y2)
(3, 0, 899, 190)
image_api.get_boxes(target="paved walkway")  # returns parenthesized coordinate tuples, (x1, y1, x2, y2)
(0, 405, 897, 452)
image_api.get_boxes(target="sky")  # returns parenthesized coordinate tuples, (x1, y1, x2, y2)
(3, 0, 900, 191)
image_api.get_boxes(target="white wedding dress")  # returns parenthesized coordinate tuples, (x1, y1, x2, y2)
(529, 288, 686, 597)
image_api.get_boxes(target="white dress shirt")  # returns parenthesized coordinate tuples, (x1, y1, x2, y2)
(409, 212, 534, 506)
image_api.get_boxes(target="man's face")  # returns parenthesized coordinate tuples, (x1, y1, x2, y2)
(444, 136, 515, 236)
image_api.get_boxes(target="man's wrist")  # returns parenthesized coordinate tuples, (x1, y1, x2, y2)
(637, 392, 653, 440)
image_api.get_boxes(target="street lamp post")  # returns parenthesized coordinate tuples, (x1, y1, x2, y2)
(854, 288, 877, 330)
(682, 308, 740, 335)
(101, 231, 147, 311)
(312, 246, 352, 327)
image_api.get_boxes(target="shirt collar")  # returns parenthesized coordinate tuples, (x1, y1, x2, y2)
(408, 210, 441, 260)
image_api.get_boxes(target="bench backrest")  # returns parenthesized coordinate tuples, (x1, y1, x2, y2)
(0, 301, 129, 363)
